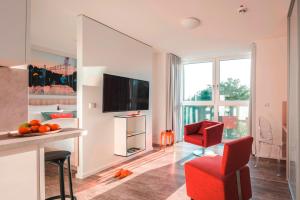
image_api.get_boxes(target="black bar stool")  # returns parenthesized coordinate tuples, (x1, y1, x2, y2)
(45, 150, 76, 200)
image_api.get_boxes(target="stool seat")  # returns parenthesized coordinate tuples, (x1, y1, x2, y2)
(45, 151, 71, 162)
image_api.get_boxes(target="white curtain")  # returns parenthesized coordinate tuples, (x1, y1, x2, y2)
(166, 53, 182, 142)
(249, 43, 257, 154)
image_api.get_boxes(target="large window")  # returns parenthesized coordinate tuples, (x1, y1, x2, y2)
(219, 59, 251, 101)
(184, 62, 213, 101)
(182, 58, 251, 140)
(183, 105, 214, 125)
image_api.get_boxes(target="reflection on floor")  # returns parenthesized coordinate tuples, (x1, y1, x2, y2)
(45, 143, 291, 200)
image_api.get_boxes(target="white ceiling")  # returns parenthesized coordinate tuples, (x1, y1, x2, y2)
(31, 0, 290, 60)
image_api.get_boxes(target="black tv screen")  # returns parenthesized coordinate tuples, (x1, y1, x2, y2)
(102, 74, 149, 112)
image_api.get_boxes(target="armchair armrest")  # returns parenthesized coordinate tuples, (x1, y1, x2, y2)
(184, 122, 203, 136)
(202, 123, 224, 147)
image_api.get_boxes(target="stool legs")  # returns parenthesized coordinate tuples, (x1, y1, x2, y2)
(277, 145, 282, 177)
(59, 161, 66, 200)
(67, 157, 75, 199)
(255, 142, 282, 177)
(255, 142, 261, 168)
(46, 158, 76, 200)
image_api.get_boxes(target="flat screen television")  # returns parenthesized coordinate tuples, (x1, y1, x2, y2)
(102, 74, 149, 112)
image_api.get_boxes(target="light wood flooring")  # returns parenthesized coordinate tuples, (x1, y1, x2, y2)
(45, 146, 291, 200)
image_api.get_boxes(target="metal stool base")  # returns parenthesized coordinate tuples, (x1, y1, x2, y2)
(46, 195, 77, 200)
(193, 149, 205, 157)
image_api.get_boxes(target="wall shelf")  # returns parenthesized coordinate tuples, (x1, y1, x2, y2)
(114, 115, 146, 157)
(127, 131, 146, 137)
(126, 149, 145, 157)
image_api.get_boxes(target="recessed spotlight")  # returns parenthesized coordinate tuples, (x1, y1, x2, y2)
(181, 17, 201, 29)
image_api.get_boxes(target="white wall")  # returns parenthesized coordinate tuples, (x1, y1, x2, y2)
(255, 36, 288, 159)
(152, 52, 168, 144)
(77, 15, 153, 178)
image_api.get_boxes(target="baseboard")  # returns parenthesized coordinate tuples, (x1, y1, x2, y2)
(76, 147, 153, 179)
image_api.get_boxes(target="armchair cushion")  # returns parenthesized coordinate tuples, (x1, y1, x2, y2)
(185, 134, 204, 146)
(186, 155, 223, 179)
(184, 122, 202, 135)
(197, 129, 204, 135)
(199, 120, 218, 134)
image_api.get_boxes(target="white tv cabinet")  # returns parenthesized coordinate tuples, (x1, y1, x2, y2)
(114, 115, 146, 157)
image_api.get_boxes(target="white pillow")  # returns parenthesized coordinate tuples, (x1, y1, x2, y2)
(29, 105, 59, 112)
(59, 104, 77, 111)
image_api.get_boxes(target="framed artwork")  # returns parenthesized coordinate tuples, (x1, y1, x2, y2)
(28, 50, 77, 95)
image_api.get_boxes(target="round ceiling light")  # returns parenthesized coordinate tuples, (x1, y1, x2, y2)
(181, 17, 201, 29)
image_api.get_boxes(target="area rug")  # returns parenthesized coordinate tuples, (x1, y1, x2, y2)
(91, 155, 193, 200)
(96, 149, 171, 183)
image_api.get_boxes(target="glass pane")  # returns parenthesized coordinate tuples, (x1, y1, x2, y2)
(218, 106, 249, 139)
(219, 59, 251, 101)
(288, 0, 298, 196)
(184, 62, 213, 101)
(183, 105, 214, 126)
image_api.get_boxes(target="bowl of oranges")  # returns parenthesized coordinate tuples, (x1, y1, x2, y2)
(11, 120, 61, 137)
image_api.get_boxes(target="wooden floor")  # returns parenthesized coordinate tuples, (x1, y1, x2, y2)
(45, 151, 292, 200)
(249, 157, 291, 200)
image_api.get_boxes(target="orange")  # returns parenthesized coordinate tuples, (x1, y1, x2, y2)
(38, 125, 50, 133)
(29, 120, 41, 126)
(30, 126, 40, 133)
(114, 169, 123, 178)
(49, 124, 60, 131)
(118, 169, 132, 179)
(44, 123, 51, 128)
(18, 127, 31, 135)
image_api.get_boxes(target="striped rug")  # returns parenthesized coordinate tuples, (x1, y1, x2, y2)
(95, 149, 172, 183)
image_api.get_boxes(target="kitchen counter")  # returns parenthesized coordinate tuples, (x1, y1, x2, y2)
(0, 128, 86, 152)
(0, 128, 86, 200)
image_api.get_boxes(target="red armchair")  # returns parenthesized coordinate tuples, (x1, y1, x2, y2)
(184, 120, 224, 156)
(185, 136, 253, 200)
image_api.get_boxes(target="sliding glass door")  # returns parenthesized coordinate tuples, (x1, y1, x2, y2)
(182, 58, 251, 140)
(218, 59, 251, 139)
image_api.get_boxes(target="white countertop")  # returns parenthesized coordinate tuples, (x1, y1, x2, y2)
(0, 128, 86, 152)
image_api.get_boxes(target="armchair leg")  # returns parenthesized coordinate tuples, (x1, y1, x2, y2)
(193, 148, 205, 156)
